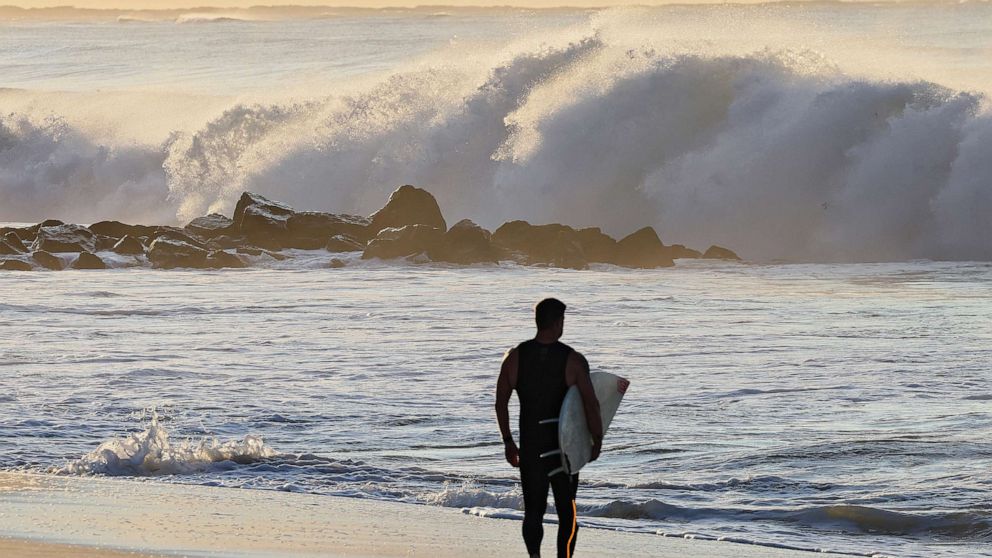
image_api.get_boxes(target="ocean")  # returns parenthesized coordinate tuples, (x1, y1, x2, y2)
(1, 4, 991, 557)
(1, 260, 990, 557)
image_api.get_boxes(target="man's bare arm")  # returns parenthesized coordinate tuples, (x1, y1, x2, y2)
(495, 348, 519, 467)
(566, 351, 603, 461)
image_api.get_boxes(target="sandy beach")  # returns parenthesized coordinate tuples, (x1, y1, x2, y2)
(0, 472, 844, 557)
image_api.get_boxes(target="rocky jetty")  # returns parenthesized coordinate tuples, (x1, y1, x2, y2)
(0, 184, 739, 271)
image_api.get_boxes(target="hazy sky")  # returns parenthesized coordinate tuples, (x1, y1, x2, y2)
(3, 1, 730, 8)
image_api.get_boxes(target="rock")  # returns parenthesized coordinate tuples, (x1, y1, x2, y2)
(668, 244, 702, 259)
(205, 250, 246, 269)
(328, 258, 346, 268)
(614, 227, 674, 268)
(428, 219, 499, 264)
(362, 225, 444, 260)
(185, 214, 234, 239)
(71, 251, 107, 270)
(491, 221, 587, 269)
(235, 246, 285, 261)
(95, 235, 119, 252)
(236, 246, 264, 256)
(9, 220, 64, 243)
(3, 232, 27, 253)
(31, 224, 97, 253)
(88, 220, 157, 239)
(702, 245, 741, 261)
(206, 235, 242, 250)
(492, 220, 569, 258)
(547, 231, 588, 270)
(0, 239, 22, 255)
(575, 227, 618, 264)
(326, 234, 365, 252)
(231, 192, 295, 241)
(147, 238, 208, 269)
(287, 212, 372, 247)
(0, 259, 33, 271)
(31, 251, 64, 270)
(112, 235, 146, 255)
(145, 227, 206, 248)
(369, 185, 446, 235)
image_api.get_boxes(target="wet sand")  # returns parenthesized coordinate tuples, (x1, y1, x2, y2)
(0, 472, 841, 557)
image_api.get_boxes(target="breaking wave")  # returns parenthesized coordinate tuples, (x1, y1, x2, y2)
(58, 416, 277, 476)
(2, 19, 991, 262)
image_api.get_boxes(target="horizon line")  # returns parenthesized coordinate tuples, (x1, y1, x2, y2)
(0, 0, 983, 12)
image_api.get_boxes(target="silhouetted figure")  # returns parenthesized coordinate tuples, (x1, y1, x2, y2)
(495, 298, 604, 558)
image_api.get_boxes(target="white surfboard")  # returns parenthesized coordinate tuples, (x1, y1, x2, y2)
(541, 372, 629, 475)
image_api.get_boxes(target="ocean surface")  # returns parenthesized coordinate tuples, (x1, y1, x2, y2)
(1, 259, 991, 557)
(1, 4, 991, 557)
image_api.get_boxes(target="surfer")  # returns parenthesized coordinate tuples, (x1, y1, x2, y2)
(495, 298, 603, 558)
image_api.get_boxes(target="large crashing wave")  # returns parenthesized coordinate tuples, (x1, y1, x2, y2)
(2, 29, 990, 261)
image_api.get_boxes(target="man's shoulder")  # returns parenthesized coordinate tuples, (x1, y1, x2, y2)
(564, 346, 587, 365)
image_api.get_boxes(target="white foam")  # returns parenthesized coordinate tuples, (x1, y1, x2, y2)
(59, 415, 277, 476)
(422, 481, 523, 509)
(2, 11, 991, 262)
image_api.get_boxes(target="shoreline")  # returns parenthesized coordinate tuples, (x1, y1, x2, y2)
(0, 471, 845, 558)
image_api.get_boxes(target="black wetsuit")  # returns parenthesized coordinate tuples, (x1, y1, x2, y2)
(515, 339, 579, 558)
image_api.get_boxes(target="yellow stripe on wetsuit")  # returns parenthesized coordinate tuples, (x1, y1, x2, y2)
(566, 498, 577, 558)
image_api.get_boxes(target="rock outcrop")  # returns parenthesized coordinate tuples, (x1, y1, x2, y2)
(2, 232, 27, 254)
(286, 212, 372, 247)
(31, 224, 97, 253)
(493, 221, 572, 262)
(89, 221, 157, 240)
(185, 214, 234, 239)
(614, 227, 674, 268)
(369, 185, 447, 235)
(205, 250, 246, 269)
(703, 245, 741, 260)
(112, 235, 146, 255)
(575, 228, 617, 264)
(31, 251, 64, 270)
(71, 251, 107, 270)
(147, 238, 209, 269)
(0, 238, 23, 255)
(146, 227, 206, 248)
(326, 234, 365, 252)
(362, 225, 444, 260)
(4, 220, 64, 244)
(231, 192, 295, 244)
(216, 192, 372, 250)
(0, 259, 33, 271)
(428, 220, 499, 265)
(669, 244, 702, 259)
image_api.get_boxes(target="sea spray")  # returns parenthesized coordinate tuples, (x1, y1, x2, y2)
(2, 27, 989, 261)
(59, 414, 277, 476)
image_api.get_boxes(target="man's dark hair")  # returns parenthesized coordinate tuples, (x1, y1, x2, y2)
(535, 298, 567, 330)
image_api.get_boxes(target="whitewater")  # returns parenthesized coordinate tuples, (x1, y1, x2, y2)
(1, 4, 992, 558)
(1, 3, 991, 262)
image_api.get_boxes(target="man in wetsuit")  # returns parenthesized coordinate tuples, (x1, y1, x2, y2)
(495, 298, 604, 558)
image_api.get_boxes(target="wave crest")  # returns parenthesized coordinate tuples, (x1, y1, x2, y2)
(3, 24, 991, 262)
(59, 416, 278, 476)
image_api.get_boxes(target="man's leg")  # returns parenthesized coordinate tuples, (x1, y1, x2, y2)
(520, 460, 551, 556)
(550, 472, 579, 558)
